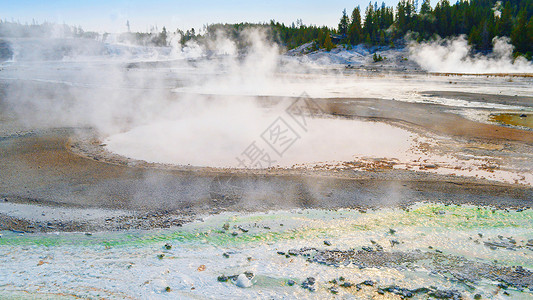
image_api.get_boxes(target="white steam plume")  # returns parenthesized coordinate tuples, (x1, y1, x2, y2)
(409, 35, 533, 74)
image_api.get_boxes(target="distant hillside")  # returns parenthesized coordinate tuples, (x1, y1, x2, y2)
(331, 0, 532, 58)
(1, 0, 531, 59)
(176, 0, 532, 59)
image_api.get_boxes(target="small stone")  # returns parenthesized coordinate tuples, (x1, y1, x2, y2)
(478, 233, 483, 238)
(235, 273, 253, 288)
(324, 240, 332, 246)
(228, 275, 239, 281)
(277, 251, 285, 255)
(244, 271, 254, 279)
(430, 289, 462, 299)
(238, 226, 248, 233)
(157, 254, 165, 260)
(288, 249, 298, 256)
(287, 279, 295, 286)
(85, 232, 92, 236)
(474, 294, 482, 299)
(164, 243, 172, 250)
(301, 277, 316, 291)
(339, 276, 345, 281)
(231, 232, 238, 236)
(389, 228, 396, 235)
(222, 223, 230, 230)
(217, 275, 229, 282)
(362, 280, 375, 286)
(390, 239, 400, 247)
(340, 282, 352, 288)
(165, 286, 171, 292)
(362, 246, 373, 252)
(222, 252, 230, 258)
(329, 286, 339, 294)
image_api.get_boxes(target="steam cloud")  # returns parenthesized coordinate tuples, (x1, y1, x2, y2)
(1, 27, 419, 169)
(2, 28, 283, 135)
(5, 28, 529, 170)
(408, 35, 533, 74)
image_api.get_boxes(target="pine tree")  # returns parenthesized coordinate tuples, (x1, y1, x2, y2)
(338, 9, 350, 36)
(364, 2, 375, 42)
(498, 1, 513, 37)
(348, 6, 363, 44)
(435, 0, 452, 37)
(526, 16, 533, 58)
(396, 0, 407, 34)
(511, 8, 530, 56)
(420, 0, 431, 15)
(324, 32, 334, 51)
(159, 26, 167, 46)
(379, 31, 386, 45)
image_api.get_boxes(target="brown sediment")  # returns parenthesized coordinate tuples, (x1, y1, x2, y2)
(489, 113, 533, 129)
(1, 90, 533, 232)
(317, 97, 533, 144)
(2, 128, 531, 208)
(241, 93, 533, 143)
(1, 127, 532, 233)
(420, 91, 533, 108)
(429, 72, 533, 78)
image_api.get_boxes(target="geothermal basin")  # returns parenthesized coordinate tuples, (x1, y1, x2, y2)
(1, 44, 533, 298)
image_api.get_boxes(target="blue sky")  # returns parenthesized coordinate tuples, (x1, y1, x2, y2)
(1, 0, 433, 33)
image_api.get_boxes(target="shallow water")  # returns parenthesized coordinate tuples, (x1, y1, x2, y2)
(1, 203, 532, 299)
(104, 116, 416, 168)
(490, 113, 533, 129)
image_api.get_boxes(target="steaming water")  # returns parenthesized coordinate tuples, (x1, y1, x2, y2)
(1, 39, 531, 184)
(1, 32, 533, 300)
(1, 203, 532, 299)
(104, 115, 415, 168)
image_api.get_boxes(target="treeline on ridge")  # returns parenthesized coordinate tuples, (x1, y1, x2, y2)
(1, 0, 531, 59)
